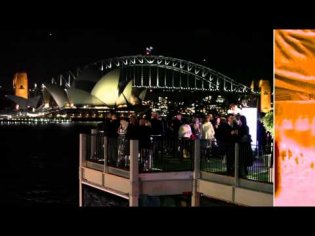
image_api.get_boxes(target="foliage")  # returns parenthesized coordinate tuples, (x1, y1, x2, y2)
(262, 111, 273, 136)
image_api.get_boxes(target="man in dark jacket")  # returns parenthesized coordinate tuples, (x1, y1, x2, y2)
(216, 114, 239, 175)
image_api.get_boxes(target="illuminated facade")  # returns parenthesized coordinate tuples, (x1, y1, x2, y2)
(44, 69, 146, 108)
(13, 73, 28, 99)
(259, 80, 271, 113)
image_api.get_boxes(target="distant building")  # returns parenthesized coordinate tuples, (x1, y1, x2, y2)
(13, 73, 28, 99)
(259, 80, 271, 113)
(5, 95, 41, 110)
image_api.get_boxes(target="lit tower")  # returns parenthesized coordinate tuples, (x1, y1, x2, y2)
(13, 72, 28, 99)
(259, 79, 271, 113)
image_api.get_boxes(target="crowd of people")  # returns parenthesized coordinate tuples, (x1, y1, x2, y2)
(97, 110, 271, 175)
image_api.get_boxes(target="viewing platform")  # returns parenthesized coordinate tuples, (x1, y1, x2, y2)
(79, 130, 273, 206)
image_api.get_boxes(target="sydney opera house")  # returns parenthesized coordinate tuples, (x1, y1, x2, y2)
(6, 68, 147, 115)
(42, 68, 146, 109)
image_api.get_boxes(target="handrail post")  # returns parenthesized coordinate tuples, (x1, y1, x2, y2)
(79, 133, 86, 207)
(234, 142, 240, 187)
(129, 140, 139, 206)
(192, 139, 200, 207)
(91, 129, 97, 160)
(104, 136, 108, 173)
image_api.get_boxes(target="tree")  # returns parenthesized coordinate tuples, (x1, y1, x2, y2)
(262, 111, 273, 137)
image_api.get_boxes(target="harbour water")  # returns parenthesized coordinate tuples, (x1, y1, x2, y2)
(0, 122, 97, 206)
(0, 121, 235, 206)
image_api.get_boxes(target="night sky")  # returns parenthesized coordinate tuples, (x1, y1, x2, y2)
(0, 29, 272, 90)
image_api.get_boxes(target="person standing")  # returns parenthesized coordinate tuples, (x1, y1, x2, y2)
(217, 114, 239, 175)
(238, 115, 253, 177)
(201, 114, 215, 160)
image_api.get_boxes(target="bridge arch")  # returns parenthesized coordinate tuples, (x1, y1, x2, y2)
(52, 55, 252, 94)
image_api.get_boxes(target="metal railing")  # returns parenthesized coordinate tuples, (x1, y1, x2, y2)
(200, 139, 273, 183)
(243, 144, 273, 183)
(200, 140, 228, 176)
(81, 130, 273, 183)
(83, 130, 130, 172)
(138, 136, 194, 173)
(84, 133, 104, 162)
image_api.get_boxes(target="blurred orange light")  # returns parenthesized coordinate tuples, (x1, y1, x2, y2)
(275, 29, 315, 206)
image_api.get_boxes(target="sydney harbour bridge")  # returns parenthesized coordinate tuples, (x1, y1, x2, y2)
(3, 55, 257, 119)
(52, 55, 252, 95)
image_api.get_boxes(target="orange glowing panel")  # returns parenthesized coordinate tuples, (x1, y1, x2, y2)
(275, 30, 315, 99)
(275, 29, 315, 206)
(275, 101, 315, 206)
